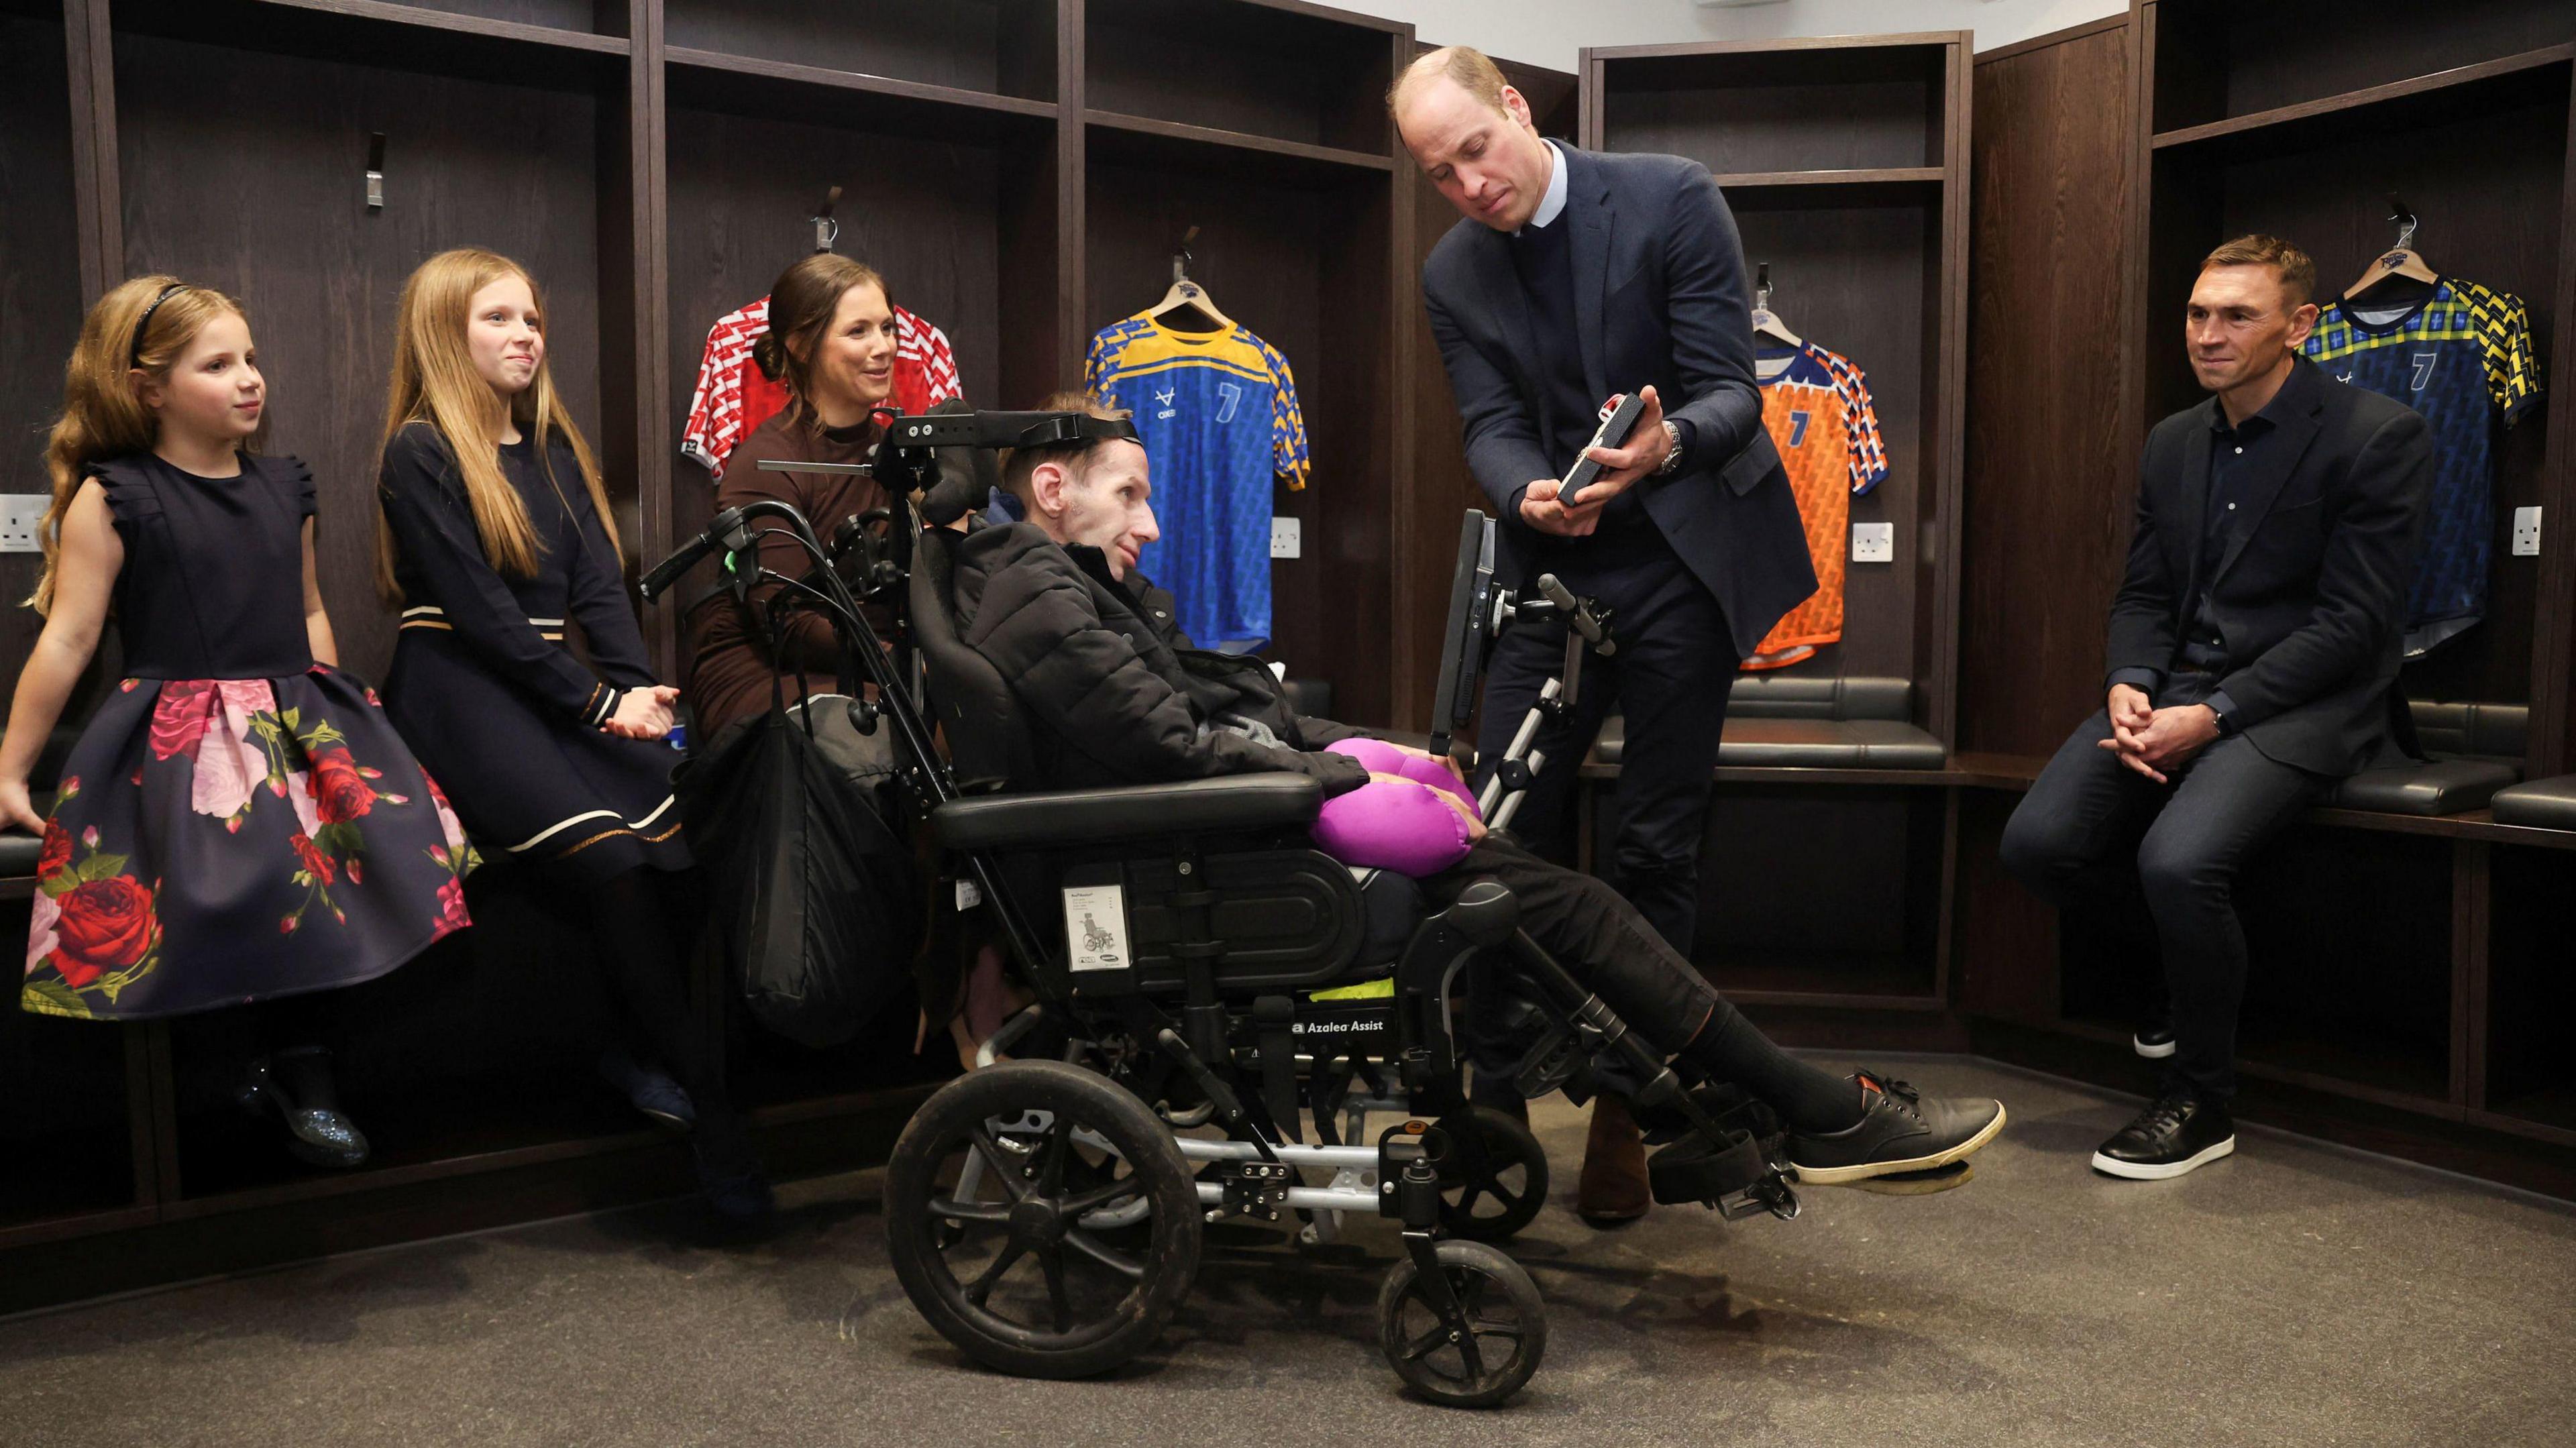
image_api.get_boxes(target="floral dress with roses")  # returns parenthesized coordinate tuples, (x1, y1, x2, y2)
(21, 452, 477, 1021)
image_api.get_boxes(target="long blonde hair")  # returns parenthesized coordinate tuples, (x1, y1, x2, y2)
(29, 276, 262, 614)
(376, 247, 618, 604)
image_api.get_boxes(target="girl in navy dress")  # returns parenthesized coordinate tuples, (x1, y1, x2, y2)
(0, 276, 476, 1167)
(372, 247, 763, 1221)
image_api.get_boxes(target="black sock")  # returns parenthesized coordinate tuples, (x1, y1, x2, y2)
(1680, 1006, 1865, 1135)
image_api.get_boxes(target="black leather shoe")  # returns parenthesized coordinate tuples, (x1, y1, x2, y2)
(598, 1048, 697, 1133)
(236, 1049, 370, 1170)
(691, 1111, 775, 1232)
(2092, 1093, 2233, 1179)
(2133, 1014, 2177, 1060)
(1787, 1072, 2005, 1185)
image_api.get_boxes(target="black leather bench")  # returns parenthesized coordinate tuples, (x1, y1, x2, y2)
(2489, 771, 2576, 830)
(2325, 701, 2523, 817)
(1591, 675, 1947, 771)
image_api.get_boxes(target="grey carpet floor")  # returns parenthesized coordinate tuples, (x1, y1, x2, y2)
(5, 1056, 2573, 1447)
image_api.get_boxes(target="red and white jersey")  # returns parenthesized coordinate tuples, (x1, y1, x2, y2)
(680, 295, 962, 480)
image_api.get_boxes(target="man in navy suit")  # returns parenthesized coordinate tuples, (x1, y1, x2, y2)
(1396, 46, 1816, 1219)
(2002, 236, 2432, 1180)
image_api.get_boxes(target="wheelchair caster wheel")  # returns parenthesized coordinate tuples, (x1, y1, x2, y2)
(1436, 1106, 1548, 1243)
(885, 1060, 1202, 1380)
(1376, 1240, 1546, 1408)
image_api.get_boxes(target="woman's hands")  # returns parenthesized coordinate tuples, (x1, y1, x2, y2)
(604, 684, 682, 740)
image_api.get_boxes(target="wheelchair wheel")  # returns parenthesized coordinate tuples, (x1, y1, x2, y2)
(1437, 1107, 1548, 1242)
(885, 1059, 1202, 1380)
(1375, 1240, 1547, 1408)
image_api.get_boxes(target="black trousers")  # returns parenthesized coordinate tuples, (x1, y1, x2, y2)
(1428, 836, 1721, 1057)
(1471, 543, 1735, 955)
(1999, 690, 2329, 1103)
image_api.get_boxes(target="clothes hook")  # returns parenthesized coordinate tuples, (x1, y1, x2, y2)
(366, 133, 386, 211)
(1754, 260, 1772, 314)
(1172, 225, 1200, 286)
(813, 184, 843, 254)
(2385, 194, 2418, 254)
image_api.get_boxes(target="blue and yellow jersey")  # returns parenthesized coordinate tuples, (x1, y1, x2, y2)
(2304, 278, 2542, 657)
(1087, 313, 1308, 648)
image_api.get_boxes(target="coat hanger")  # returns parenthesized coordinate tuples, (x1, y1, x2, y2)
(2343, 195, 2438, 301)
(811, 185, 843, 255)
(1750, 263, 1803, 347)
(1148, 226, 1232, 331)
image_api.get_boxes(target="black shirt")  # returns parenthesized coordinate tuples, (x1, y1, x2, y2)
(2109, 358, 2322, 724)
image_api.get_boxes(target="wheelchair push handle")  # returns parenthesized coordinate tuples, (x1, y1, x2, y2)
(640, 504, 745, 602)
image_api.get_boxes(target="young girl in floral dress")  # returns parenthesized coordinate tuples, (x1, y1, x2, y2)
(0, 276, 475, 1167)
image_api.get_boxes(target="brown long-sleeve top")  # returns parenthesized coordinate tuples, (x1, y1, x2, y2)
(682, 409, 889, 742)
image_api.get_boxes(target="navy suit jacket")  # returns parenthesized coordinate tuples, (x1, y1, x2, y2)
(1421, 144, 1815, 658)
(2108, 357, 2434, 777)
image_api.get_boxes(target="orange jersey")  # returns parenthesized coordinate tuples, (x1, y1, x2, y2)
(1743, 343, 1888, 671)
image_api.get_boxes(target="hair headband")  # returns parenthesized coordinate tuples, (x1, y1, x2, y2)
(127, 283, 187, 372)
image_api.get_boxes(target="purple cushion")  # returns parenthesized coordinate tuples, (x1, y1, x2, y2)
(1311, 739, 1481, 875)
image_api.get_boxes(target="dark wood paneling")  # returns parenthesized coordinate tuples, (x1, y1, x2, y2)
(0, 899, 140, 1231)
(2487, 843, 2576, 1128)
(357, 0, 608, 32)
(663, 0, 1055, 101)
(2148, 0, 2574, 133)
(1596, 46, 1944, 173)
(1961, 20, 2134, 755)
(1085, 0, 1395, 154)
(1, 6, 83, 668)
(115, 34, 606, 683)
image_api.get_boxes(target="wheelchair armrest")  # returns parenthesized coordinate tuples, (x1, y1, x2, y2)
(930, 773, 1322, 852)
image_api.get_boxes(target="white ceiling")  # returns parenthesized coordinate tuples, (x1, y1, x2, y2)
(1334, 0, 2127, 71)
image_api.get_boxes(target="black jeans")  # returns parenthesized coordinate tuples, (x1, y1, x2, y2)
(1472, 545, 1734, 955)
(1999, 697, 2329, 1103)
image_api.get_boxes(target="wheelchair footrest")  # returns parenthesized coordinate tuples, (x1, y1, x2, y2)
(1649, 1127, 1798, 1221)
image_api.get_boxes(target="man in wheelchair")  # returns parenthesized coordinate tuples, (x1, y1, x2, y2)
(947, 394, 2004, 1191)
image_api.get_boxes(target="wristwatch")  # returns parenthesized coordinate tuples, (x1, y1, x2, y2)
(1652, 420, 1686, 477)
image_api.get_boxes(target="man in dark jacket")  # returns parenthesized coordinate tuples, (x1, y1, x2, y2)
(2002, 236, 2436, 1180)
(1397, 46, 1820, 1217)
(948, 394, 2006, 1194)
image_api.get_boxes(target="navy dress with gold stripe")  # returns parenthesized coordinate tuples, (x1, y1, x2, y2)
(376, 422, 687, 883)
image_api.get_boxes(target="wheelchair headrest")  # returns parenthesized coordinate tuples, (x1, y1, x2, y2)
(909, 525, 1041, 793)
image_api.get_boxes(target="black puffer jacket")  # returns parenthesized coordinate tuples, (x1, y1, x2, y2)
(953, 521, 1371, 796)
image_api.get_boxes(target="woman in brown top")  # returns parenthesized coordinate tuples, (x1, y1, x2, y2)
(684, 254, 904, 742)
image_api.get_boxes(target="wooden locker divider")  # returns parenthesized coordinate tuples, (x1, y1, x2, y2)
(1566, 34, 1972, 1023)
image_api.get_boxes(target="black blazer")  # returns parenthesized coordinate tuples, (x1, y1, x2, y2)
(2106, 357, 2435, 777)
(1420, 144, 1815, 658)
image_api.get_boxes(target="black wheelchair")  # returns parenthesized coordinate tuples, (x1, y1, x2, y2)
(643, 407, 1799, 1407)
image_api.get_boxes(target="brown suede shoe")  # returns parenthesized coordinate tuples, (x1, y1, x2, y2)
(1576, 1094, 1651, 1224)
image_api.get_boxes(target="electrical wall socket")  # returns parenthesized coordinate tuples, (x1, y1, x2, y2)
(2513, 506, 2542, 557)
(1851, 521, 1894, 564)
(0, 497, 46, 554)
(1271, 516, 1301, 559)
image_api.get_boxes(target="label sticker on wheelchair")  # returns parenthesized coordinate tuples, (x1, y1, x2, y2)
(1062, 885, 1131, 971)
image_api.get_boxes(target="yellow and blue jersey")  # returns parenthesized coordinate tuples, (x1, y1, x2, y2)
(2304, 278, 2542, 657)
(1087, 313, 1308, 647)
